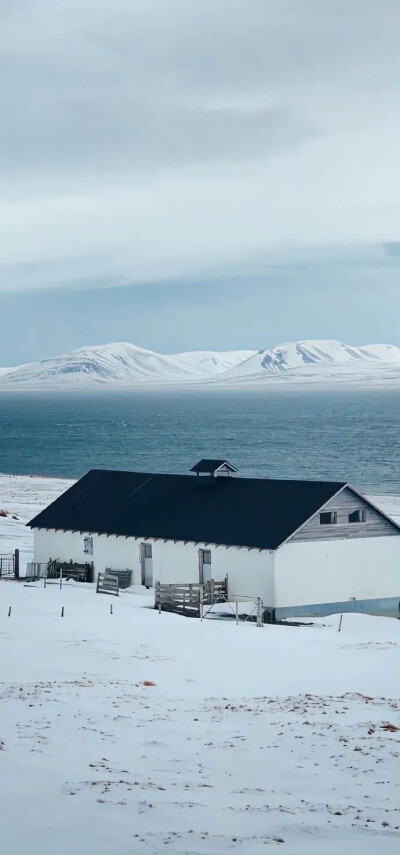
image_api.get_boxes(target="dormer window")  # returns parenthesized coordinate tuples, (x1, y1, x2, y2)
(348, 509, 366, 523)
(320, 511, 337, 525)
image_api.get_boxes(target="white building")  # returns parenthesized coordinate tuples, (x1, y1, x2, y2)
(29, 459, 400, 618)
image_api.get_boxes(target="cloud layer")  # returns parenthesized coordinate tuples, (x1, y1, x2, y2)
(0, 0, 399, 292)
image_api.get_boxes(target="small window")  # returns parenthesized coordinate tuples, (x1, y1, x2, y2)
(144, 544, 152, 559)
(202, 550, 212, 564)
(320, 511, 337, 525)
(348, 509, 366, 523)
(84, 536, 93, 554)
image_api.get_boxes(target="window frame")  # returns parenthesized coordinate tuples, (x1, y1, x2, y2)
(348, 508, 366, 524)
(83, 535, 93, 554)
(319, 511, 338, 526)
(201, 549, 212, 564)
(144, 544, 152, 559)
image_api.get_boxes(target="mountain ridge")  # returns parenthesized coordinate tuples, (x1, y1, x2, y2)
(0, 339, 399, 389)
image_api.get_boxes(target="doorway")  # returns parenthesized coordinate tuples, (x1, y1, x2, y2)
(199, 548, 212, 584)
(140, 543, 153, 587)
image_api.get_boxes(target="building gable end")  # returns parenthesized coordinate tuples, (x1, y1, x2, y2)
(283, 486, 399, 545)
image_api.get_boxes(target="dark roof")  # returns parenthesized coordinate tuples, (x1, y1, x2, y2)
(28, 468, 347, 550)
(190, 459, 238, 474)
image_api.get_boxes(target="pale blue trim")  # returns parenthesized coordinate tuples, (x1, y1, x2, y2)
(274, 596, 400, 620)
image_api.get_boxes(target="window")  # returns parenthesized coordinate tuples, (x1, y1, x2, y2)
(320, 511, 337, 525)
(83, 536, 93, 554)
(202, 550, 212, 564)
(144, 544, 152, 559)
(348, 509, 366, 523)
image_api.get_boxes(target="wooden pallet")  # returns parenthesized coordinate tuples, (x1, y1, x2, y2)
(96, 572, 119, 596)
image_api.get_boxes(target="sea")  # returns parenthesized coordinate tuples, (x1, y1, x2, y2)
(0, 388, 399, 494)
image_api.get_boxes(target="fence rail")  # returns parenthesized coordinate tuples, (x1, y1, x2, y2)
(25, 562, 48, 581)
(97, 572, 119, 597)
(155, 578, 228, 618)
(105, 568, 132, 589)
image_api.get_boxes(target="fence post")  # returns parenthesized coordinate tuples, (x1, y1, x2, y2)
(338, 614, 343, 632)
(14, 549, 20, 579)
(60, 566, 63, 589)
(8, 606, 11, 617)
(236, 601, 239, 626)
(155, 581, 161, 614)
(200, 585, 204, 621)
(256, 597, 263, 627)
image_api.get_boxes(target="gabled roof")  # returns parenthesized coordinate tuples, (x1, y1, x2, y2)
(28, 468, 347, 550)
(190, 459, 238, 474)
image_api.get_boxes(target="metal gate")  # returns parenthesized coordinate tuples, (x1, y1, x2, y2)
(0, 553, 15, 578)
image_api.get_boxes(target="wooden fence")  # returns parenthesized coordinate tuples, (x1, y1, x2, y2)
(96, 572, 119, 597)
(47, 559, 93, 583)
(155, 577, 228, 618)
(105, 568, 132, 589)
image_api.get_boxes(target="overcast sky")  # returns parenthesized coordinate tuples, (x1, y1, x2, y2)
(0, 0, 399, 363)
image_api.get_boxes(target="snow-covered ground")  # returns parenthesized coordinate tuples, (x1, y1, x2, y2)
(0, 473, 73, 564)
(0, 474, 399, 854)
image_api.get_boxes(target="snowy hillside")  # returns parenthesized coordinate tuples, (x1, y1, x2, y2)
(0, 343, 194, 386)
(0, 339, 399, 389)
(0, 342, 256, 388)
(170, 349, 255, 376)
(222, 340, 400, 381)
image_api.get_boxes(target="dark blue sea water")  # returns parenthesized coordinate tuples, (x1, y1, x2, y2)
(0, 389, 399, 493)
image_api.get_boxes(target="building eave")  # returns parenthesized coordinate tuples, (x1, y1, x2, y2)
(30, 524, 274, 552)
(346, 484, 400, 532)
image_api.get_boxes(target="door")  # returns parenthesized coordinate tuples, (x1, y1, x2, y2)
(141, 543, 153, 587)
(199, 549, 212, 584)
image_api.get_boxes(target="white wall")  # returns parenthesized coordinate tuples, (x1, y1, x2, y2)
(274, 536, 400, 608)
(34, 529, 142, 584)
(210, 546, 274, 604)
(34, 528, 275, 604)
(152, 540, 274, 604)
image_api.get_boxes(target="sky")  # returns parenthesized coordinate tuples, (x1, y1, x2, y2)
(0, 0, 399, 364)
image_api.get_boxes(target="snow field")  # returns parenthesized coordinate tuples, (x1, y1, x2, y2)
(0, 473, 73, 562)
(0, 581, 399, 855)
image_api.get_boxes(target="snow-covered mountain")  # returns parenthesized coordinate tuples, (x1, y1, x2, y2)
(222, 340, 400, 382)
(0, 339, 399, 389)
(0, 342, 256, 388)
(169, 349, 255, 376)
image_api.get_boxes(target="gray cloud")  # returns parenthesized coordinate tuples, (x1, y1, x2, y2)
(0, 0, 399, 292)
